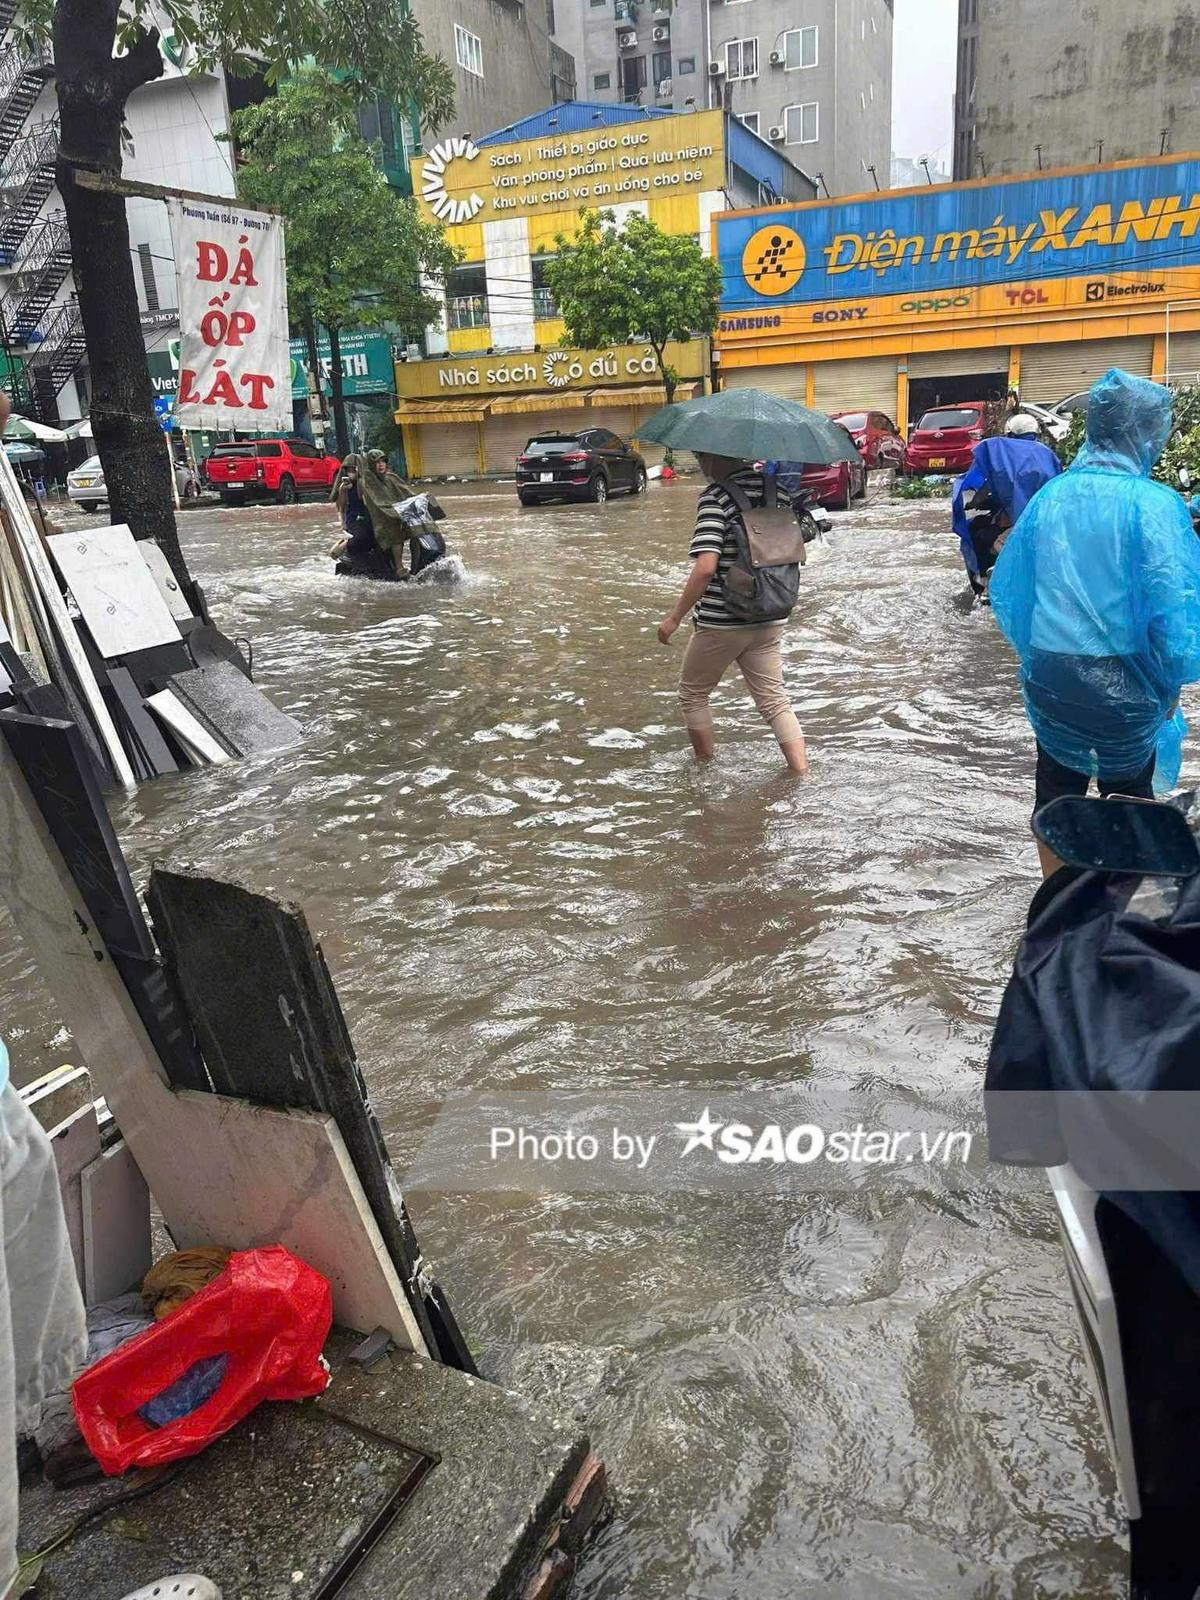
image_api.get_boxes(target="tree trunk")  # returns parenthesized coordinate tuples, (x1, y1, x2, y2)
(326, 323, 350, 457)
(53, 2, 193, 589)
(301, 306, 328, 445)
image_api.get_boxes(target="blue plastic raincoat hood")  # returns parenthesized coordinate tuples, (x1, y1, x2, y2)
(990, 368, 1200, 778)
(951, 436, 1062, 577)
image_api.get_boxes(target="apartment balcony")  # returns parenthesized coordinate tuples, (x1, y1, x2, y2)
(447, 294, 490, 332)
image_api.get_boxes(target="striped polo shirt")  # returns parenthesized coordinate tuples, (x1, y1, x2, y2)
(688, 469, 766, 628)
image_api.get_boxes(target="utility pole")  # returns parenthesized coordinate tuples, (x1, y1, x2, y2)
(1034, 144, 1043, 171)
(867, 165, 880, 192)
(919, 158, 933, 185)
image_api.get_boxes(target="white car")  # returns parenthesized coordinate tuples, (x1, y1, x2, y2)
(67, 453, 198, 512)
(1012, 402, 1072, 444)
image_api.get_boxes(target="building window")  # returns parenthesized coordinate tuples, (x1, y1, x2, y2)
(137, 242, 160, 313)
(739, 112, 760, 133)
(594, 71, 611, 89)
(454, 24, 484, 77)
(784, 101, 818, 144)
(677, 55, 696, 74)
(725, 38, 759, 79)
(653, 50, 672, 84)
(590, 0, 606, 7)
(783, 26, 817, 69)
(621, 54, 647, 100)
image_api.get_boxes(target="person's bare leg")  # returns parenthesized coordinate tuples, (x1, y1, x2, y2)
(688, 726, 716, 761)
(780, 737, 808, 775)
(1036, 838, 1064, 878)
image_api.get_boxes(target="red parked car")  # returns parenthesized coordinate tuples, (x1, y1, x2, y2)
(203, 437, 341, 504)
(902, 403, 988, 475)
(830, 409, 905, 469)
(777, 425, 867, 511)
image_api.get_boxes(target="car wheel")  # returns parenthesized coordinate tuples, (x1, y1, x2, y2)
(276, 474, 297, 505)
(518, 491, 538, 507)
(590, 474, 609, 504)
(832, 469, 852, 511)
(632, 467, 648, 496)
(80, 501, 101, 513)
(183, 478, 199, 501)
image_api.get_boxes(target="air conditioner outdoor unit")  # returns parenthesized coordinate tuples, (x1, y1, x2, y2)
(652, 24, 670, 41)
(769, 49, 784, 66)
(769, 125, 785, 141)
(657, 77, 673, 96)
(708, 60, 725, 75)
(618, 29, 638, 48)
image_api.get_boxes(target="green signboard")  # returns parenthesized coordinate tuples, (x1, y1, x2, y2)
(289, 331, 395, 400)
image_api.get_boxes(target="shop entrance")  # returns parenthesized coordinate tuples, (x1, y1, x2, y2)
(907, 371, 1008, 429)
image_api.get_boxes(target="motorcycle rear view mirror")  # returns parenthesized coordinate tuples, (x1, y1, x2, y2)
(1033, 796, 1200, 878)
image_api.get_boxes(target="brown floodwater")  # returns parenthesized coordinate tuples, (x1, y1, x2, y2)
(2, 479, 1146, 1596)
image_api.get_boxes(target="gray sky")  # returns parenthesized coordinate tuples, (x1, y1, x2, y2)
(891, 0, 958, 166)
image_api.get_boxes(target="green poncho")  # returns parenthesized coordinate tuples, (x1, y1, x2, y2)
(329, 451, 416, 551)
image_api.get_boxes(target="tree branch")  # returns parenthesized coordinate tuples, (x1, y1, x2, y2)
(112, 24, 165, 100)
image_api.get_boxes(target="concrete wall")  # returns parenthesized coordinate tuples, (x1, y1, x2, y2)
(557, 0, 892, 193)
(955, 0, 1200, 179)
(411, 0, 562, 141)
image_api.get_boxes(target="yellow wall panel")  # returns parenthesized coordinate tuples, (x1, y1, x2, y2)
(534, 317, 567, 345)
(649, 194, 700, 238)
(447, 327, 490, 354)
(444, 221, 484, 263)
(527, 209, 582, 255)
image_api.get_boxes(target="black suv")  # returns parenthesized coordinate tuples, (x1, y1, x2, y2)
(516, 428, 648, 506)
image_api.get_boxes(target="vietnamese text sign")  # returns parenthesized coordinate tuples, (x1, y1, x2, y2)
(414, 110, 726, 227)
(168, 199, 291, 433)
(394, 340, 707, 400)
(289, 331, 395, 400)
(716, 154, 1200, 342)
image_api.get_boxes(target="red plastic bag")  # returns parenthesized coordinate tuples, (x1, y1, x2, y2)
(72, 1245, 332, 1475)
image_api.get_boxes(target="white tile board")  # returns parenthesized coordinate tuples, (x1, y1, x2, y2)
(49, 1103, 101, 1290)
(145, 689, 232, 764)
(137, 539, 194, 623)
(47, 523, 182, 659)
(80, 1140, 152, 1304)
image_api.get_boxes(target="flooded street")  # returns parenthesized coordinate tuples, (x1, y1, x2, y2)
(1, 478, 1143, 1596)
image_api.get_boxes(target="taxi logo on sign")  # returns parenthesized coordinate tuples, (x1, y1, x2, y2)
(742, 224, 806, 298)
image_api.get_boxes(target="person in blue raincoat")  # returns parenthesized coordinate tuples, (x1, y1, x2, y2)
(952, 417, 1062, 598)
(990, 368, 1200, 876)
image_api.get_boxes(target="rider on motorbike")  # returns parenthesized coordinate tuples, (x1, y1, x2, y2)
(951, 414, 1062, 601)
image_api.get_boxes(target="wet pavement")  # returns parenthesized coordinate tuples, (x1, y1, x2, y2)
(3, 476, 1157, 1597)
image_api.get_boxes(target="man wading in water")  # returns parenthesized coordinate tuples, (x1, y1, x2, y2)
(657, 452, 808, 775)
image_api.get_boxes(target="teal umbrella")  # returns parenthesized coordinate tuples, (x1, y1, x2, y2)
(635, 387, 860, 465)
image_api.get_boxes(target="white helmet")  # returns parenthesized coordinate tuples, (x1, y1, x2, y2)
(1004, 412, 1040, 438)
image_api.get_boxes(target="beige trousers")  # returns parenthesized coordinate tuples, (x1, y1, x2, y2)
(678, 623, 804, 748)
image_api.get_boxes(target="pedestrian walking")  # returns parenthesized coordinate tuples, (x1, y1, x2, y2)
(657, 451, 808, 774)
(989, 368, 1200, 876)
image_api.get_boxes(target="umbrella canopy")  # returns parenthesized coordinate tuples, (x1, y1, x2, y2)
(4, 440, 45, 461)
(3, 413, 67, 443)
(64, 418, 93, 440)
(635, 387, 860, 466)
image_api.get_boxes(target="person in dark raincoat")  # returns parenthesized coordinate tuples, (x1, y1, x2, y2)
(951, 418, 1062, 598)
(989, 368, 1200, 875)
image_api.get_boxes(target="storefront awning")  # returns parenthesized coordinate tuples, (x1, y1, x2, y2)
(394, 398, 490, 424)
(586, 383, 702, 407)
(487, 392, 587, 415)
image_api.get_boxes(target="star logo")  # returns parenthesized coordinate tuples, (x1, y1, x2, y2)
(674, 1106, 724, 1156)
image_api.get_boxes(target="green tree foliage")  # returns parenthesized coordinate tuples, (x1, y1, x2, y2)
(10, 0, 453, 586)
(234, 77, 457, 456)
(546, 210, 722, 404)
(1059, 385, 1200, 488)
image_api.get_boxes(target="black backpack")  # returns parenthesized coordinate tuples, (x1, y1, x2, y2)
(717, 476, 807, 624)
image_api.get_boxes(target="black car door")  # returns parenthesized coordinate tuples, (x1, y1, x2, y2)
(597, 429, 631, 488)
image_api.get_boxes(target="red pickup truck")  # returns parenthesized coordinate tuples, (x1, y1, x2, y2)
(203, 438, 341, 504)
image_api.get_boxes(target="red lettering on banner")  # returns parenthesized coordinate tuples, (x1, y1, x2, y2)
(229, 236, 259, 288)
(204, 370, 242, 408)
(240, 373, 274, 410)
(196, 242, 228, 281)
(178, 368, 201, 404)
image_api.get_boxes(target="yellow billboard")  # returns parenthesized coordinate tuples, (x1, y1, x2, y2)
(414, 110, 726, 228)
(395, 340, 707, 401)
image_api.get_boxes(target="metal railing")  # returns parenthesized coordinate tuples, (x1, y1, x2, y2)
(0, 118, 58, 193)
(447, 294, 489, 331)
(9, 211, 68, 278)
(532, 287, 558, 321)
(0, 37, 52, 100)
(25, 294, 79, 352)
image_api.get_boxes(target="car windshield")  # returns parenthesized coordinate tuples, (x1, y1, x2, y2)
(526, 437, 583, 454)
(917, 408, 979, 430)
(76, 456, 101, 472)
(836, 413, 869, 430)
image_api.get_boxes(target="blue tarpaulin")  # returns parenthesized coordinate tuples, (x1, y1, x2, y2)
(990, 369, 1200, 780)
(951, 435, 1062, 577)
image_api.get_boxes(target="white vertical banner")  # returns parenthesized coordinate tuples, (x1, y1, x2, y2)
(167, 198, 291, 434)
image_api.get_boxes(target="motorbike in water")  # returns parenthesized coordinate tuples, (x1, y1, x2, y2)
(333, 491, 452, 583)
(951, 431, 1063, 604)
(988, 795, 1200, 1598)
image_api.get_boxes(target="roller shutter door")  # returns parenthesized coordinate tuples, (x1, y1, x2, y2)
(813, 355, 898, 417)
(1019, 336, 1153, 405)
(725, 362, 808, 401)
(484, 411, 558, 474)
(1166, 330, 1200, 386)
(907, 346, 1008, 379)
(418, 423, 479, 477)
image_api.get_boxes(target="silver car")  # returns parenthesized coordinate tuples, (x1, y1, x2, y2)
(67, 453, 198, 513)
